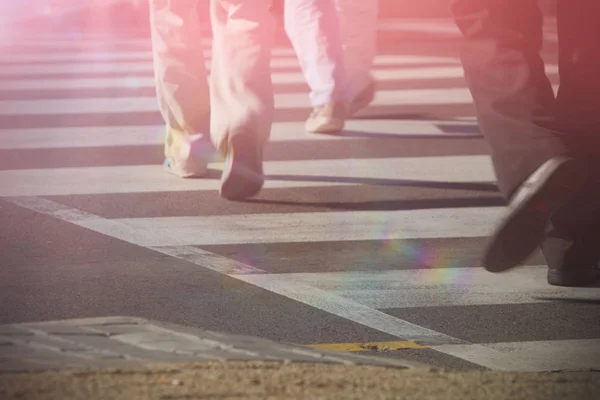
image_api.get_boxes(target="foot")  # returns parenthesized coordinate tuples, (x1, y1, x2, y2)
(547, 265, 600, 287)
(542, 232, 600, 287)
(163, 158, 208, 178)
(219, 135, 264, 201)
(482, 157, 588, 273)
(163, 132, 210, 178)
(305, 102, 346, 134)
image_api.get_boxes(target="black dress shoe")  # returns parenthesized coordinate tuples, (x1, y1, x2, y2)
(542, 233, 600, 287)
(547, 263, 600, 287)
(482, 157, 588, 273)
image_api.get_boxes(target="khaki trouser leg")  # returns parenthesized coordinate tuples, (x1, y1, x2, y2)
(150, 0, 211, 176)
(209, 0, 275, 152)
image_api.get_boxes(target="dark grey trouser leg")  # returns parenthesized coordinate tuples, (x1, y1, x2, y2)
(452, 0, 600, 274)
(451, 0, 571, 199)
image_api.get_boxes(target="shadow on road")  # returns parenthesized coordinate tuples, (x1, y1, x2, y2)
(535, 296, 600, 304)
(241, 195, 504, 211)
(317, 130, 481, 140)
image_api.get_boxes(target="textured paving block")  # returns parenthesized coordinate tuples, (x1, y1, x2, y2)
(0, 317, 425, 372)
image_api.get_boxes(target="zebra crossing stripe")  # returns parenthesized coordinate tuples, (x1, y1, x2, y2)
(255, 268, 600, 309)
(0, 119, 479, 149)
(0, 85, 561, 113)
(0, 66, 485, 83)
(0, 51, 460, 69)
(0, 155, 495, 196)
(76, 207, 503, 247)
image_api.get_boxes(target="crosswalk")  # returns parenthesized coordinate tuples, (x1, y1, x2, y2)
(1, 23, 599, 372)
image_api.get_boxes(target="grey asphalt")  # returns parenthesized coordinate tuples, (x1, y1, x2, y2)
(1, 5, 599, 372)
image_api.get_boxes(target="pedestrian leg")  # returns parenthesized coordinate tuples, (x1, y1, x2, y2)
(451, 0, 590, 272)
(284, 0, 348, 133)
(209, 0, 275, 200)
(335, 0, 379, 114)
(150, 0, 211, 178)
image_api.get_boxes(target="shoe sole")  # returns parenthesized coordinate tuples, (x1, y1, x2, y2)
(482, 157, 587, 273)
(219, 136, 264, 201)
(163, 159, 207, 179)
(547, 267, 600, 287)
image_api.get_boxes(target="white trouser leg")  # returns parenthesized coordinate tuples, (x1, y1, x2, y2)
(209, 0, 275, 150)
(284, 0, 347, 107)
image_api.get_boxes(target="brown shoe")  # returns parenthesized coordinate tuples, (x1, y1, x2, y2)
(305, 102, 346, 134)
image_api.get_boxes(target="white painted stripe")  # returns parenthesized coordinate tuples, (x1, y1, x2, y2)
(0, 61, 157, 75)
(0, 119, 479, 149)
(371, 54, 459, 65)
(0, 76, 156, 90)
(78, 207, 503, 247)
(0, 51, 460, 68)
(0, 88, 468, 113)
(16, 38, 153, 47)
(0, 125, 166, 149)
(430, 344, 549, 372)
(485, 339, 600, 371)
(235, 274, 589, 370)
(0, 43, 296, 59)
(155, 245, 266, 275)
(377, 20, 462, 34)
(15, 32, 156, 40)
(1, 64, 453, 79)
(262, 267, 600, 309)
(0, 155, 495, 197)
(1, 64, 559, 88)
(0, 59, 469, 87)
(234, 273, 463, 346)
(0, 85, 560, 112)
(265, 66, 556, 86)
(5, 196, 467, 348)
(2, 69, 457, 90)
(4, 196, 573, 371)
(0, 58, 462, 76)
(0, 51, 154, 63)
(18, 39, 153, 47)
(433, 339, 600, 372)
(0, 48, 300, 64)
(0, 96, 159, 114)
(0, 0, 126, 25)
(377, 19, 559, 42)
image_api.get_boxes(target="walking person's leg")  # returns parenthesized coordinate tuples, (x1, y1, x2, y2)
(335, 0, 379, 115)
(539, 0, 600, 286)
(209, 0, 275, 200)
(284, 0, 348, 133)
(150, 0, 211, 178)
(451, 0, 592, 274)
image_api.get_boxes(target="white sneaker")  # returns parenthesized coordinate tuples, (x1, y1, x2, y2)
(163, 132, 210, 178)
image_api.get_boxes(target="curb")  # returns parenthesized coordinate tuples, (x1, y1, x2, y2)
(0, 316, 428, 373)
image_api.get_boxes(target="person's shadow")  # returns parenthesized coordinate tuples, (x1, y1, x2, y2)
(202, 167, 503, 210)
(196, 117, 494, 210)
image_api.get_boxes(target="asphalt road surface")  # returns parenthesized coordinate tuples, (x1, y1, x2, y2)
(1, 3, 599, 372)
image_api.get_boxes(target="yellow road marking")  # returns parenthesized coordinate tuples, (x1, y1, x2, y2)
(307, 341, 425, 352)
